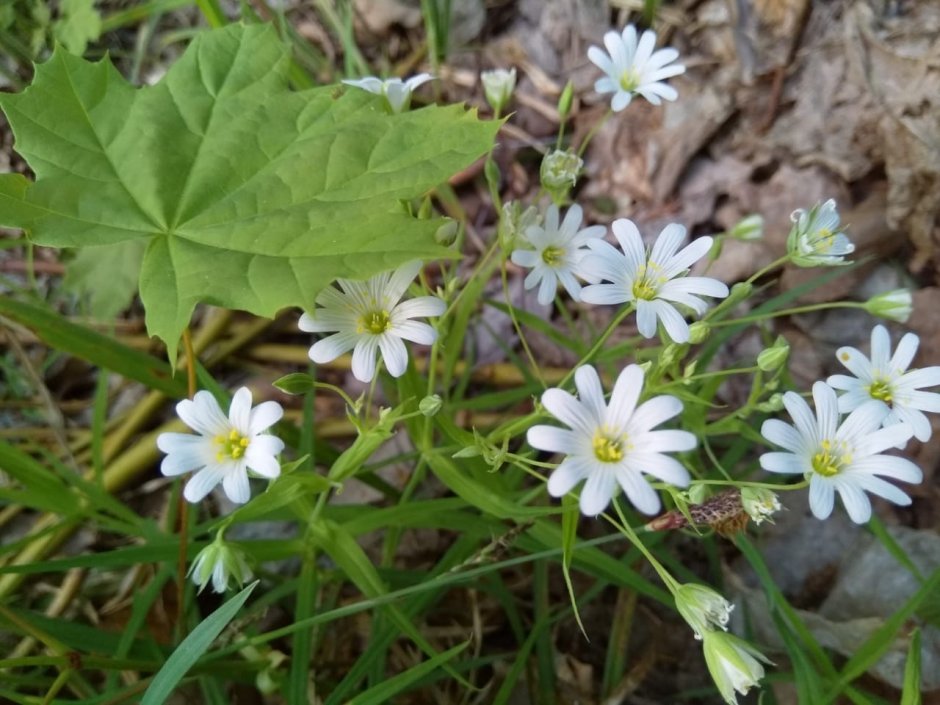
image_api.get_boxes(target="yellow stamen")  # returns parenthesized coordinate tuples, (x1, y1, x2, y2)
(592, 428, 630, 463)
(215, 429, 250, 462)
(542, 245, 565, 266)
(358, 310, 391, 335)
(632, 262, 667, 301)
(812, 439, 852, 477)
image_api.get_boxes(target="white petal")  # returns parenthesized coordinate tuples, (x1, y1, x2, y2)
(574, 366, 607, 425)
(650, 223, 686, 266)
(615, 468, 661, 515)
(351, 337, 379, 382)
(177, 391, 229, 437)
(528, 425, 579, 454)
(611, 90, 633, 112)
(870, 325, 891, 369)
(635, 299, 658, 338)
(248, 401, 284, 435)
(906, 390, 940, 413)
(547, 457, 591, 497)
(833, 479, 872, 524)
(343, 77, 384, 94)
(661, 276, 729, 301)
(850, 455, 922, 484)
(636, 82, 677, 103)
(851, 473, 912, 507)
(607, 364, 644, 430)
(760, 451, 806, 475)
(761, 419, 804, 453)
(228, 387, 253, 435)
(245, 444, 282, 479)
(846, 408, 908, 452)
(392, 320, 438, 346)
(384, 82, 410, 113)
(662, 235, 712, 277)
(629, 452, 690, 487)
(636, 430, 696, 454)
(541, 388, 595, 436)
(222, 468, 251, 504)
(394, 296, 445, 320)
(782, 392, 817, 447)
(511, 249, 538, 267)
(183, 465, 227, 503)
(310, 332, 360, 363)
(900, 367, 940, 391)
(579, 469, 618, 516)
(611, 219, 647, 273)
(808, 476, 835, 519)
(651, 300, 690, 343)
(385, 260, 422, 303)
(835, 346, 873, 381)
(580, 284, 631, 306)
(890, 332, 919, 373)
(812, 382, 839, 440)
(378, 334, 409, 377)
(587, 45, 613, 74)
(405, 73, 433, 90)
(537, 273, 557, 305)
(629, 395, 682, 433)
(159, 434, 211, 476)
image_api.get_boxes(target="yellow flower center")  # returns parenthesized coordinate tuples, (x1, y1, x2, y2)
(542, 245, 565, 266)
(593, 428, 630, 463)
(868, 379, 893, 403)
(358, 310, 391, 335)
(215, 429, 249, 462)
(814, 227, 836, 253)
(811, 439, 852, 477)
(632, 262, 666, 301)
(619, 68, 641, 92)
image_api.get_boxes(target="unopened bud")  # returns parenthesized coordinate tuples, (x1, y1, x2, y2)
(434, 219, 459, 246)
(481, 67, 516, 114)
(756, 393, 784, 412)
(757, 336, 789, 372)
(557, 80, 574, 120)
(189, 539, 252, 594)
(728, 214, 764, 241)
(688, 321, 711, 344)
(540, 149, 583, 197)
(863, 288, 912, 323)
(419, 394, 443, 417)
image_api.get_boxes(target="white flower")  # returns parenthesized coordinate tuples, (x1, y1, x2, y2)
(481, 67, 516, 113)
(740, 488, 781, 525)
(760, 382, 922, 523)
(300, 260, 445, 383)
(190, 541, 253, 594)
(157, 388, 284, 504)
(580, 220, 729, 343)
(587, 24, 685, 111)
(510, 204, 606, 305)
(527, 364, 694, 516)
(675, 583, 734, 639)
(787, 198, 854, 267)
(827, 325, 940, 442)
(540, 149, 583, 192)
(701, 631, 768, 705)
(342, 73, 433, 113)
(863, 289, 913, 323)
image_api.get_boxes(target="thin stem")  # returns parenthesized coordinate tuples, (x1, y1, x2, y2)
(501, 260, 545, 387)
(558, 303, 634, 388)
(577, 109, 613, 158)
(711, 301, 865, 328)
(611, 502, 680, 594)
(175, 327, 198, 642)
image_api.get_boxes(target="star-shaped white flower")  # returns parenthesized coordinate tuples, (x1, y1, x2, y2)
(587, 24, 685, 112)
(157, 388, 284, 504)
(527, 364, 694, 516)
(300, 260, 445, 383)
(787, 198, 854, 267)
(827, 325, 940, 442)
(760, 382, 922, 523)
(510, 204, 606, 305)
(580, 219, 728, 343)
(342, 73, 433, 113)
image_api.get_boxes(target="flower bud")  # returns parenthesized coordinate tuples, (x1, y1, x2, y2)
(741, 488, 781, 525)
(434, 219, 459, 247)
(701, 631, 769, 705)
(540, 149, 583, 198)
(498, 200, 540, 250)
(787, 198, 854, 268)
(190, 540, 253, 594)
(863, 288, 912, 323)
(756, 393, 784, 412)
(756, 336, 789, 372)
(481, 67, 516, 114)
(726, 281, 753, 305)
(728, 214, 763, 241)
(675, 583, 734, 639)
(688, 321, 711, 344)
(419, 394, 443, 417)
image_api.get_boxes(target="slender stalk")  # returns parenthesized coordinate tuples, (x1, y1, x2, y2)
(175, 327, 198, 641)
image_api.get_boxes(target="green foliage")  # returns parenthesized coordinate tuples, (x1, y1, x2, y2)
(0, 23, 497, 359)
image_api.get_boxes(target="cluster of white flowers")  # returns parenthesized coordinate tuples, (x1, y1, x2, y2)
(512, 214, 728, 342)
(760, 325, 939, 523)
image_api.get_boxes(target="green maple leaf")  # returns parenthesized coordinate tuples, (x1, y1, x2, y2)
(0, 23, 498, 359)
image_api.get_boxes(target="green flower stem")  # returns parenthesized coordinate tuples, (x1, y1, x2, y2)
(577, 108, 614, 158)
(694, 478, 810, 492)
(711, 301, 866, 328)
(744, 254, 791, 286)
(501, 257, 546, 387)
(610, 502, 680, 594)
